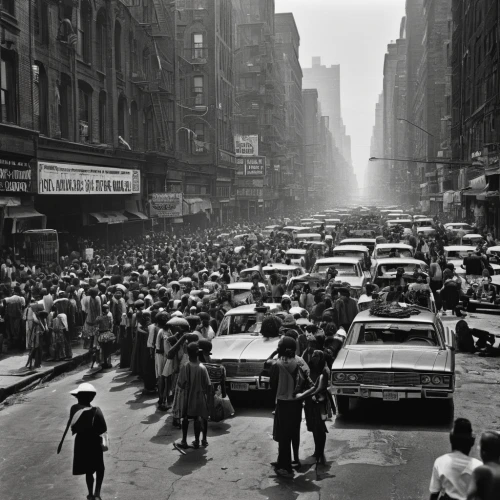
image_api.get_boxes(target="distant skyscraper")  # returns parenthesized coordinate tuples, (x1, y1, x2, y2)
(302, 57, 351, 165)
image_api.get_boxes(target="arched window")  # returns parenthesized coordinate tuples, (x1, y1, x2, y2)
(144, 107, 155, 150)
(78, 81, 93, 143)
(78, 0, 92, 63)
(33, 62, 48, 134)
(96, 9, 107, 72)
(118, 95, 127, 140)
(130, 101, 139, 149)
(98, 91, 107, 143)
(114, 21, 122, 71)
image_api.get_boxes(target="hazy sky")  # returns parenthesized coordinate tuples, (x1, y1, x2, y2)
(275, 0, 406, 187)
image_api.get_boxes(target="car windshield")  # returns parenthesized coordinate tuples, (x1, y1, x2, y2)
(446, 250, 472, 259)
(228, 315, 260, 335)
(333, 251, 364, 258)
(314, 263, 359, 276)
(347, 322, 440, 347)
(388, 221, 413, 228)
(378, 263, 425, 276)
(450, 224, 472, 230)
(287, 252, 303, 258)
(376, 248, 413, 258)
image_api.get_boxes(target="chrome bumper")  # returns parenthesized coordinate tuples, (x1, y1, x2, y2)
(226, 376, 270, 390)
(332, 385, 453, 399)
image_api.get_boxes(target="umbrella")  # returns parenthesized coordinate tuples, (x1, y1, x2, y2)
(169, 281, 180, 287)
(167, 316, 189, 327)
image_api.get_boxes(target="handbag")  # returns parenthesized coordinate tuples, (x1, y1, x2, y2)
(91, 408, 109, 452)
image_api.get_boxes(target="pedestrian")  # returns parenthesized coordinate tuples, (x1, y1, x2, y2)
(467, 431, 500, 499)
(270, 336, 306, 478)
(175, 341, 211, 449)
(57, 383, 107, 500)
(295, 349, 331, 466)
(429, 417, 481, 500)
(96, 304, 115, 369)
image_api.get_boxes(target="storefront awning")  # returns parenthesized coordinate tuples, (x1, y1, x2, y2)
(5, 206, 45, 219)
(89, 211, 128, 224)
(124, 210, 148, 221)
(183, 198, 212, 214)
(463, 188, 489, 197)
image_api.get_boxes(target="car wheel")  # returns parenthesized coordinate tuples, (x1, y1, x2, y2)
(336, 395, 350, 415)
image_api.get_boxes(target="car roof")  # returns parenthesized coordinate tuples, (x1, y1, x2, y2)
(487, 246, 500, 251)
(332, 245, 369, 252)
(286, 248, 307, 254)
(444, 245, 476, 251)
(352, 308, 436, 324)
(445, 222, 470, 226)
(375, 257, 426, 265)
(463, 234, 482, 238)
(263, 264, 301, 270)
(315, 257, 360, 264)
(386, 219, 412, 223)
(224, 303, 282, 316)
(227, 282, 265, 290)
(375, 243, 413, 249)
(295, 233, 321, 238)
(340, 238, 376, 243)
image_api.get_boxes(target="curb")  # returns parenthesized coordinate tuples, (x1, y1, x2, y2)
(0, 350, 91, 404)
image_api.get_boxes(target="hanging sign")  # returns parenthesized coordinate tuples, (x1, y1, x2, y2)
(149, 193, 183, 218)
(0, 158, 33, 192)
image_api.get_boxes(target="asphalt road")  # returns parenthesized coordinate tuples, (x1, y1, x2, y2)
(1, 311, 500, 500)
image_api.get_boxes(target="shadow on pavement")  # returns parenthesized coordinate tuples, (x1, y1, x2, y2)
(168, 447, 212, 476)
(333, 398, 454, 431)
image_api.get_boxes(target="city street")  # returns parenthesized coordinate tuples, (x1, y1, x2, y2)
(1, 312, 499, 500)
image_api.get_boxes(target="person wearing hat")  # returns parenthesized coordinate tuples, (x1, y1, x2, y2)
(428, 418, 481, 500)
(57, 383, 107, 500)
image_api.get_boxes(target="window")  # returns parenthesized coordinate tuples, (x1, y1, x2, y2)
(118, 95, 127, 139)
(216, 185, 230, 198)
(143, 48, 151, 80)
(78, 0, 92, 63)
(78, 83, 92, 144)
(144, 107, 155, 150)
(1, 0, 14, 16)
(33, 63, 48, 134)
(59, 74, 71, 139)
(193, 123, 205, 153)
(98, 91, 107, 143)
(34, 1, 49, 45)
(114, 21, 122, 71)
(143, 0, 151, 23)
(130, 101, 139, 149)
(0, 50, 17, 124)
(193, 33, 204, 59)
(193, 75, 204, 105)
(96, 9, 107, 72)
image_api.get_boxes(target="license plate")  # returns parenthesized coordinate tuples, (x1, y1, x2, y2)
(231, 383, 249, 391)
(383, 391, 399, 401)
(360, 388, 370, 398)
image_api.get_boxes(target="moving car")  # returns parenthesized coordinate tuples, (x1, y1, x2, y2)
(372, 258, 429, 288)
(443, 246, 476, 275)
(285, 248, 307, 267)
(444, 222, 475, 235)
(371, 243, 414, 270)
(211, 304, 283, 392)
(227, 282, 267, 304)
(310, 257, 368, 296)
(331, 308, 456, 414)
(461, 234, 484, 246)
(338, 238, 376, 254)
(385, 219, 414, 231)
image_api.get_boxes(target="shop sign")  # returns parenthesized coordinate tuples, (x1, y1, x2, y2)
(218, 149, 236, 167)
(234, 135, 258, 156)
(471, 151, 482, 159)
(243, 156, 266, 176)
(149, 193, 183, 218)
(236, 187, 263, 198)
(38, 162, 140, 195)
(0, 159, 32, 193)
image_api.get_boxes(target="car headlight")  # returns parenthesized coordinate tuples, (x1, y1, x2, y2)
(347, 373, 358, 382)
(334, 373, 346, 381)
(432, 375, 442, 385)
(421, 375, 431, 384)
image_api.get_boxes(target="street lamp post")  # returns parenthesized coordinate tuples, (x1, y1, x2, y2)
(396, 118, 435, 138)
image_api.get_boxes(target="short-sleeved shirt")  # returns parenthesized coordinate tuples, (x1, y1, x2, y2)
(429, 451, 482, 500)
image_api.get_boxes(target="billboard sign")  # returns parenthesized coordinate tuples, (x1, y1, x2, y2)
(149, 193, 183, 218)
(235, 135, 259, 156)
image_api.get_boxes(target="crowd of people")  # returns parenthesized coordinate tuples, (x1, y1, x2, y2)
(1, 209, 500, 494)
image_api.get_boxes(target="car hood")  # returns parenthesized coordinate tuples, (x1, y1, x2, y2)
(338, 276, 364, 288)
(333, 347, 450, 372)
(211, 335, 281, 361)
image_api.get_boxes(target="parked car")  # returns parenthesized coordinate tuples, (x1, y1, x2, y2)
(227, 282, 267, 304)
(331, 308, 456, 414)
(285, 248, 307, 267)
(486, 245, 500, 263)
(461, 234, 484, 246)
(211, 303, 283, 392)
